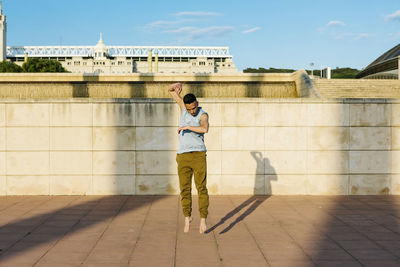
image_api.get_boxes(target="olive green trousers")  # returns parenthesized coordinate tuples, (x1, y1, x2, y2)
(176, 151, 209, 218)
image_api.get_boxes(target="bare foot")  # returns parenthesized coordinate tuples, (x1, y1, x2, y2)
(184, 217, 192, 233)
(199, 218, 207, 234)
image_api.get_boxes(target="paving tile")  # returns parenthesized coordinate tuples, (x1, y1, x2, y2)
(269, 261, 315, 267)
(347, 249, 397, 260)
(48, 240, 96, 253)
(364, 232, 400, 241)
(7, 240, 56, 252)
(308, 249, 354, 261)
(360, 260, 400, 267)
(88, 246, 131, 258)
(376, 240, 400, 250)
(264, 248, 309, 261)
(336, 240, 380, 250)
(128, 249, 175, 267)
(314, 261, 363, 267)
(328, 232, 369, 241)
(38, 251, 88, 263)
(37, 262, 82, 267)
(298, 240, 341, 252)
(0, 195, 398, 266)
(0, 250, 45, 264)
(85, 262, 128, 267)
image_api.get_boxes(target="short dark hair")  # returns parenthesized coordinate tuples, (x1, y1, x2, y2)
(183, 93, 197, 104)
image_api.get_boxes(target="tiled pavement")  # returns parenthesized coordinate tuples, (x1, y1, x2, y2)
(0, 195, 400, 267)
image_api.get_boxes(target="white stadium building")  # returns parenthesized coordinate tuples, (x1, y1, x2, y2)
(0, 2, 238, 74)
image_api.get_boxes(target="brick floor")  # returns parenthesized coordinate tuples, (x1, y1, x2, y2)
(0, 195, 399, 266)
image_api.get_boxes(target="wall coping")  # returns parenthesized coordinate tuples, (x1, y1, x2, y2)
(0, 73, 297, 83)
(0, 98, 397, 104)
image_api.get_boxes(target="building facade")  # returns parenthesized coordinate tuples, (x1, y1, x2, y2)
(0, 1, 6, 61)
(8, 35, 239, 74)
(357, 43, 400, 79)
(0, 1, 238, 74)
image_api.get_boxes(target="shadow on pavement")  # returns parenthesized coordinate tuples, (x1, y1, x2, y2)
(206, 151, 277, 234)
(0, 195, 163, 263)
(205, 195, 270, 234)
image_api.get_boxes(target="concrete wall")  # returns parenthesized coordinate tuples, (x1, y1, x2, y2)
(0, 73, 302, 99)
(314, 79, 400, 98)
(0, 98, 399, 195)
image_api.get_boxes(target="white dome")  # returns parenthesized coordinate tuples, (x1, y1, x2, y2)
(95, 34, 106, 48)
(94, 33, 108, 58)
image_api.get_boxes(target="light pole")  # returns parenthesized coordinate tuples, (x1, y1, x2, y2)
(310, 62, 314, 77)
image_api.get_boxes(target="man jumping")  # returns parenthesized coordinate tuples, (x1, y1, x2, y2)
(167, 82, 209, 234)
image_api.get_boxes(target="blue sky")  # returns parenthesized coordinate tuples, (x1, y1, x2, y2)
(3, 0, 400, 71)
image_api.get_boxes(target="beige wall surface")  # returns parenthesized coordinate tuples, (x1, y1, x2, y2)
(0, 73, 304, 99)
(314, 79, 400, 98)
(0, 98, 398, 195)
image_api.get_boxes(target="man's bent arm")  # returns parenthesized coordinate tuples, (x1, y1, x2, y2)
(178, 113, 209, 134)
(167, 83, 185, 111)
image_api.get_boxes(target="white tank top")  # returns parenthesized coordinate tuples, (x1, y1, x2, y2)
(177, 107, 207, 154)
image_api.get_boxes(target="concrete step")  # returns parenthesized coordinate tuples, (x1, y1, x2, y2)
(314, 79, 400, 98)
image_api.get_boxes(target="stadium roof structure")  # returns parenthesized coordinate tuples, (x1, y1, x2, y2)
(357, 43, 400, 79)
(7, 46, 232, 58)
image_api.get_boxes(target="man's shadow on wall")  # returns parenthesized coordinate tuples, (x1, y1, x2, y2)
(206, 151, 277, 234)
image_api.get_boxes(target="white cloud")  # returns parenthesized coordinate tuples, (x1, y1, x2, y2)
(165, 26, 234, 42)
(242, 27, 261, 34)
(144, 11, 222, 31)
(144, 19, 194, 30)
(386, 10, 400, 21)
(353, 33, 375, 40)
(142, 11, 231, 43)
(327, 20, 346, 27)
(332, 32, 375, 40)
(173, 11, 222, 17)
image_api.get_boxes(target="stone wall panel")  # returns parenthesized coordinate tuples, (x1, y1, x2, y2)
(7, 104, 49, 126)
(92, 175, 135, 195)
(136, 175, 179, 195)
(264, 103, 307, 126)
(51, 103, 92, 126)
(51, 176, 92, 195)
(268, 175, 308, 195)
(308, 127, 349, 150)
(93, 151, 135, 175)
(7, 152, 49, 175)
(93, 103, 135, 126)
(266, 127, 307, 150)
(136, 103, 179, 127)
(308, 151, 349, 174)
(307, 104, 349, 126)
(7, 176, 49, 195)
(350, 127, 390, 150)
(222, 103, 264, 126)
(50, 151, 92, 175)
(136, 151, 177, 175)
(0, 127, 4, 150)
(220, 175, 265, 195)
(350, 151, 391, 174)
(0, 104, 4, 126)
(349, 175, 391, 195)
(222, 127, 264, 150)
(350, 104, 390, 126)
(93, 127, 135, 151)
(264, 151, 307, 175)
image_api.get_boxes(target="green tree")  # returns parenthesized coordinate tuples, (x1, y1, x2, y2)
(22, 58, 68, 73)
(243, 67, 295, 73)
(331, 67, 359, 78)
(0, 61, 23, 72)
(245, 66, 360, 79)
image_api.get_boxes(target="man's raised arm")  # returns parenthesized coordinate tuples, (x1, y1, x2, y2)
(167, 83, 185, 111)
